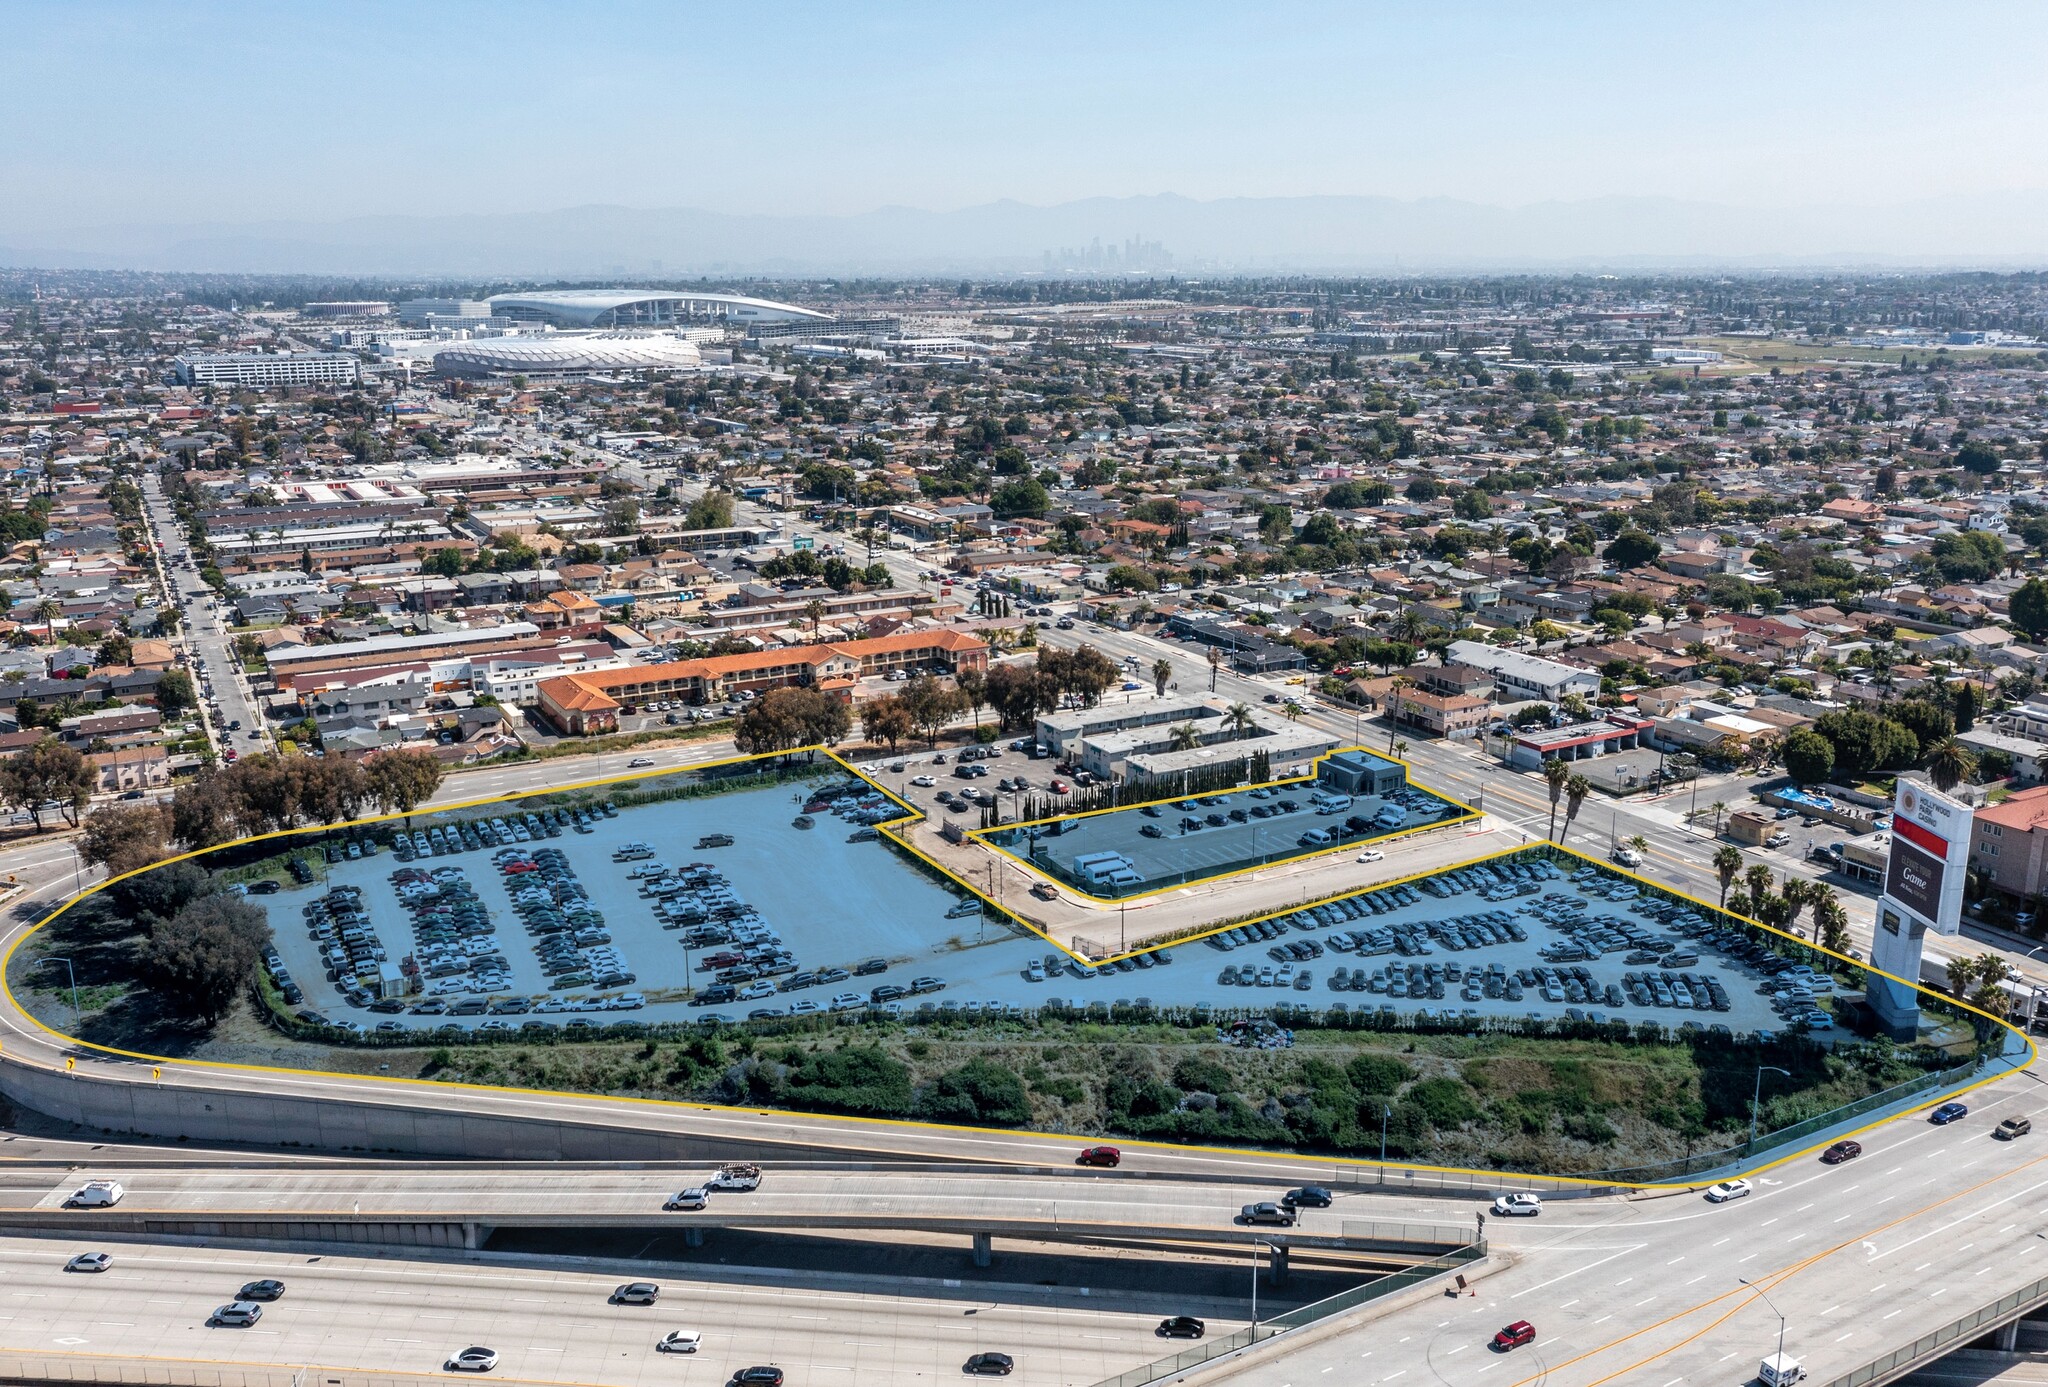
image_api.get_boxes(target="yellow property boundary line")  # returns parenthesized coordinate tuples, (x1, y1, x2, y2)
(0, 743, 2031, 1192)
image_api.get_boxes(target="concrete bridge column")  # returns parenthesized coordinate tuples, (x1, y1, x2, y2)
(1992, 1321, 2021, 1351)
(683, 1227, 705, 1249)
(972, 1232, 993, 1268)
(1266, 1245, 1289, 1285)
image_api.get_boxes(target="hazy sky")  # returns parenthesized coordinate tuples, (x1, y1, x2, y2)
(9, 0, 2048, 233)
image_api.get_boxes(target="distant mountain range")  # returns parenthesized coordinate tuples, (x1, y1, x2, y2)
(7, 191, 2048, 277)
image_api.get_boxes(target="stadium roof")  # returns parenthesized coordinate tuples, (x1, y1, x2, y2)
(430, 333, 704, 378)
(486, 290, 830, 327)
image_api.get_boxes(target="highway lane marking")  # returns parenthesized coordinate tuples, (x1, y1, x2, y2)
(1836, 1331, 1856, 1342)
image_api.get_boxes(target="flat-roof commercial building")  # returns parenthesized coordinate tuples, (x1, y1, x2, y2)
(536, 629, 990, 734)
(1445, 640, 1600, 704)
(173, 352, 360, 388)
(1502, 713, 1653, 771)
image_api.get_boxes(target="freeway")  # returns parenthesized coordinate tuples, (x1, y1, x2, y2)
(0, 1163, 1470, 1250)
(1222, 1062, 2048, 1387)
(0, 1234, 1184, 1387)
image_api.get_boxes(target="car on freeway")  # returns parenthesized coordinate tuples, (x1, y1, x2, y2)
(731, 1368, 784, 1387)
(1930, 1101, 1969, 1125)
(1490, 1192, 1542, 1217)
(1239, 1202, 1296, 1227)
(1357, 849, 1384, 863)
(445, 1347, 499, 1373)
(1705, 1179, 1753, 1203)
(1282, 1185, 1334, 1209)
(65, 1252, 111, 1273)
(611, 1281, 661, 1305)
(664, 1188, 709, 1211)
(209, 1301, 263, 1327)
(1998, 1116, 2033, 1140)
(657, 1330, 702, 1354)
(1157, 1316, 1206, 1339)
(964, 1352, 1015, 1376)
(1821, 1140, 1863, 1164)
(708, 1163, 762, 1191)
(1491, 1321, 1536, 1352)
(628, 757, 657, 768)
(1076, 1145, 1121, 1167)
(237, 1279, 286, 1300)
(65, 1179, 124, 1207)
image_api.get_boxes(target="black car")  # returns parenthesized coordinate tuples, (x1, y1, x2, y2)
(1157, 1316, 1206, 1339)
(964, 1353, 1015, 1376)
(236, 1279, 286, 1301)
(1282, 1185, 1334, 1209)
(732, 1370, 784, 1387)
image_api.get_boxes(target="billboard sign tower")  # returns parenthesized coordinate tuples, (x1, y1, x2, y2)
(1867, 780, 1972, 1037)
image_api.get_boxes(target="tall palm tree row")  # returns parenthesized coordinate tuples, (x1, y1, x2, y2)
(1543, 757, 1571, 841)
(1713, 845, 1744, 907)
(1560, 773, 1591, 844)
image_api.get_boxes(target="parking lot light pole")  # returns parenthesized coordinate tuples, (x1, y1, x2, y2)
(1750, 1065, 1790, 1149)
(36, 956, 78, 1027)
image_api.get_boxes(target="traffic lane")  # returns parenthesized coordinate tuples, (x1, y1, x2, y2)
(0, 1237, 1182, 1387)
(1223, 1071, 2048, 1387)
(4, 1166, 1476, 1232)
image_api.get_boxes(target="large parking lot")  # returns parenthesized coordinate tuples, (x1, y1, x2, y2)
(982, 779, 1468, 898)
(255, 765, 1835, 1043)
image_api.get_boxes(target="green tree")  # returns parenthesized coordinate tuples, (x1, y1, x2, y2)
(1926, 737, 1978, 793)
(1542, 757, 1571, 841)
(153, 668, 197, 713)
(364, 748, 446, 819)
(2, 737, 96, 828)
(735, 687, 853, 753)
(144, 890, 268, 1027)
(2011, 578, 2048, 642)
(1782, 729, 1835, 786)
(1603, 530, 1661, 570)
(1151, 658, 1174, 698)
(1713, 845, 1743, 907)
(683, 491, 735, 530)
(989, 478, 1050, 519)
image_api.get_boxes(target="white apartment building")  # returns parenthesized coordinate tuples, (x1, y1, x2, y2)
(173, 352, 360, 388)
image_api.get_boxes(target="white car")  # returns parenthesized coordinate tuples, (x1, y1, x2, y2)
(1490, 1192, 1542, 1217)
(445, 1346, 499, 1373)
(1705, 1179, 1753, 1203)
(1357, 850, 1384, 863)
(656, 1330, 702, 1354)
(910, 775, 936, 787)
(663, 1188, 708, 1211)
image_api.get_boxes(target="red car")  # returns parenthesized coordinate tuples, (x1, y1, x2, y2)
(1076, 1146, 1121, 1167)
(1821, 1139, 1863, 1164)
(1049, 780, 1070, 794)
(1491, 1321, 1535, 1352)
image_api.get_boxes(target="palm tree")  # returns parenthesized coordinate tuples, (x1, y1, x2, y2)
(1151, 658, 1173, 698)
(1385, 675, 1413, 751)
(1709, 799, 1729, 833)
(1944, 953, 1981, 1003)
(1927, 737, 1978, 794)
(1744, 864, 1776, 920)
(1543, 757, 1571, 841)
(1802, 882, 1841, 944)
(1282, 699, 1303, 724)
(1627, 833, 1649, 858)
(1561, 773, 1591, 844)
(1168, 722, 1202, 752)
(1815, 894, 1851, 956)
(1968, 953, 2014, 1016)
(804, 598, 827, 638)
(1391, 739, 1409, 763)
(1713, 845, 1743, 907)
(1778, 877, 1813, 936)
(1225, 702, 1254, 741)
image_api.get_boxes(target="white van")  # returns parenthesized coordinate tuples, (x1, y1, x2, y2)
(1299, 829, 1334, 847)
(66, 1180, 124, 1208)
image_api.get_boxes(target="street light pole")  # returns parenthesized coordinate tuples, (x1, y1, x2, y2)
(1740, 1277, 1788, 1369)
(1250, 1238, 1277, 1328)
(1379, 1104, 1392, 1181)
(1750, 1064, 1790, 1149)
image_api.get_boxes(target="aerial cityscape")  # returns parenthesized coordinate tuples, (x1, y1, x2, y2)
(5, 5, 2048, 1387)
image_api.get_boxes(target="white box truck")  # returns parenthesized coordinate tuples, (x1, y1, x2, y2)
(1759, 1352, 1805, 1386)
